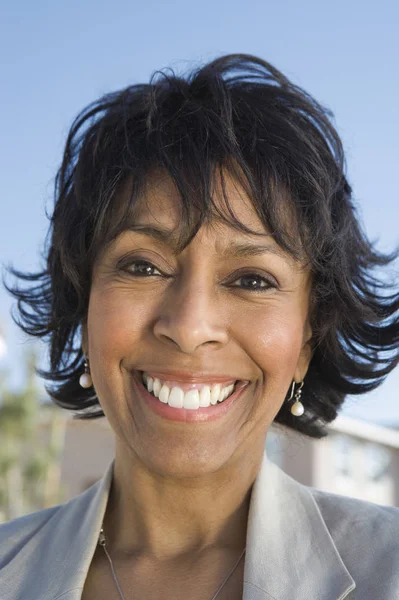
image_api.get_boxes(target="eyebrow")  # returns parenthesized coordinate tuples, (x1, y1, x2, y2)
(123, 223, 295, 262)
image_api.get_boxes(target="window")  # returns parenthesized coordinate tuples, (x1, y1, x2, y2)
(333, 434, 354, 477)
(363, 443, 392, 482)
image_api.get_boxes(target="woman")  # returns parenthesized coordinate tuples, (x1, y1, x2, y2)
(1, 53, 398, 600)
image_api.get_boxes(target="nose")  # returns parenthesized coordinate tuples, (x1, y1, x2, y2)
(153, 274, 229, 354)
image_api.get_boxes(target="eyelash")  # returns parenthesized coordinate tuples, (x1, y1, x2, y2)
(119, 259, 278, 293)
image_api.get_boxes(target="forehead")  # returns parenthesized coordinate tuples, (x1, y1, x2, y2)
(121, 166, 294, 238)
(104, 169, 309, 276)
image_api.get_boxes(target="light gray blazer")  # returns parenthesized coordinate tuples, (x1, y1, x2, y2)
(0, 450, 398, 600)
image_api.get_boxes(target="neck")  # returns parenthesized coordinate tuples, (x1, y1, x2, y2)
(102, 441, 263, 561)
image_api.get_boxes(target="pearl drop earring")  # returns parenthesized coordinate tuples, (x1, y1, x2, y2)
(79, 359, 93, 388)
(288, 380, 304, 416)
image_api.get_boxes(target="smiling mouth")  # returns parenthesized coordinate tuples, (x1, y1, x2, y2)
(139, 370, 240, 409)
(132, 370, 250, 422)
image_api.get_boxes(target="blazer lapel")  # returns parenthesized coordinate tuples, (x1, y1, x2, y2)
(243, 451, 356, 600)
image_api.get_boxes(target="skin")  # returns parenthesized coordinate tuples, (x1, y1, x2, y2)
(81, 168, 313, 597)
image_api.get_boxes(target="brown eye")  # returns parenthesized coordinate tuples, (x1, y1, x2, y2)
(231, 272, 277, 292)
(121, 259, 162, 277)
(119, 259, 277, 293)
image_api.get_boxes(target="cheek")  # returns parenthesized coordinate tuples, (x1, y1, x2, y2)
(240, 308, 304, 385)
(85, 286, 155, 428)
(86, 287, 150, 393)
(88, 287, 146, 350)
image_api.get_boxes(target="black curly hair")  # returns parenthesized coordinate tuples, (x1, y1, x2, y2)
(4, 53, 399, 439)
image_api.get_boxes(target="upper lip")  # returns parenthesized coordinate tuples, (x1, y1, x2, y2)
(135, 369, 248, 384)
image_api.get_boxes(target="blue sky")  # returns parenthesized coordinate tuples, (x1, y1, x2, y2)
(0, 0, 398, 425)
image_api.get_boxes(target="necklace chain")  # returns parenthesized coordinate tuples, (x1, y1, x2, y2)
(98, 526, 246, 600)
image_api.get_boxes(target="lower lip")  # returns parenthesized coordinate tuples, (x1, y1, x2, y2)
(131, 372, 250, 423)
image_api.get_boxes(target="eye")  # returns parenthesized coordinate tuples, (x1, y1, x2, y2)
(121, 259, 162, 277)
(230, 272, 277, 293)
(119, 259, 277, 293)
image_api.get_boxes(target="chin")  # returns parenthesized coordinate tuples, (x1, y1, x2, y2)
(138, 442, 234, 479)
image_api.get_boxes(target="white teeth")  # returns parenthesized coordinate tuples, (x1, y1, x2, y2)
(158, 384, 169, 404)
(140, 373, 237, 409)
(219, 386, 230, 402)
(222, 385, 233, 402)
(210, 384, 221, 405)
(199, 386, 211, 407)
(183, 389, 200, 409)
(168, 386, 184, 408)
(153, 378, 161, 397)
(219, 386, 227, 403)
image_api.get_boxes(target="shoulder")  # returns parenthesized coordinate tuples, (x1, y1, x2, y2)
(309, 485, 399, 541)
(308, 486, 399, 595)
(0, 505, 61, 566)
(0, 474, 108, 599)
(0, 469, 108, 580)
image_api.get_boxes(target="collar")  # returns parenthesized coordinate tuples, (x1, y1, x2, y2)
(0, 451, 355, 600)
(242, 452, 355, 599)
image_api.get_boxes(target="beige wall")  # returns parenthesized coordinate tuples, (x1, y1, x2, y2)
(59, 417, 115, 500)
(269, 424, 399, 507)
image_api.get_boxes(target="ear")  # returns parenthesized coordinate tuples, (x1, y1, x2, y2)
(294, 320, 313, 383)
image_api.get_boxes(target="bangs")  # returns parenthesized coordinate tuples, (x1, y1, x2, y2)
(87, 150, 308, 268)
(73, 65, 329, 271)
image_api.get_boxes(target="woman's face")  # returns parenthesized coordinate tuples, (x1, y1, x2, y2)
(83, 171, 313, 477)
